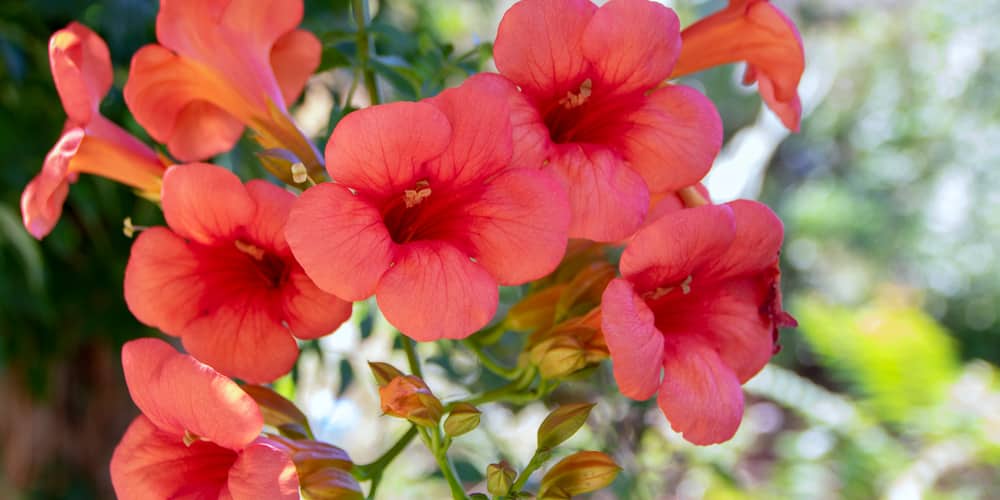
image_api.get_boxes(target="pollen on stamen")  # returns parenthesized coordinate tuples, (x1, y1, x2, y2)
(680, 275, 693, 295)
(182, 429, 200, 447)
(234, 240, 266, 261)
(403, 180, 432, 208)
(559, 78, 592, 109)
(290, 162, 309, 184)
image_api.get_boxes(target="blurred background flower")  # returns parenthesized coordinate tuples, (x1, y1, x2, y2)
(1, 0, 998, 498)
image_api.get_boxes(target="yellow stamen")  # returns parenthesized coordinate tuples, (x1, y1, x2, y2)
(290, 162, 309, 185)
(404, 180, 432, 208)
(234, 240, 266, 260)
(559, 79, 592, 109)
(182, 429, 200, 447)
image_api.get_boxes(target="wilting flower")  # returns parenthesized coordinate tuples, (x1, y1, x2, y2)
(601, 201, 796, 445)
(124, 0, 322, 180)
(21, 23, 167, 239)
(287, 75, 570, 341)
(493, 0, 723, 241)
(124, 163, 351, 383)
(110, 338, 299, 499)
(672, 0, 805, 131)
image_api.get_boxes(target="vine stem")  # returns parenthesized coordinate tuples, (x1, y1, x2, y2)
(402, 336, 423, 378)
(351, 0, 381, 104)
(510, 449, 550, 494)
(354, 426, 419, 498)
(462, 339, 521, 379)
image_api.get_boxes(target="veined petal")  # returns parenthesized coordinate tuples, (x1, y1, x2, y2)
(120, 338, 263, 450)
(244, 180, 295, 255)
(227, 438, 299, 500)
(181, 300, 300, 384)
(49, 22, 112, 124)
(286, 183, 394, 301)
(110, 415, 237, 500)
(324, 102, 451, 197)
(282, 266, 353, 340)
(494, 0, 596, 102)
(619, 204, 735, 292)
(581, 0, 681, 95)
(601, 279, 664, 400)
(376, 241, 498, 341)
(20, 129, 83, 239)
(464, 168, 570, 285)
(658, 336, 745, 445)
(124, 227, 204, 334)
(700, 278, 775, 383)
(616, 85, 723, 193)
(702, 200, 784, 280)
(424, 74, 514, 186)
(550, 145, 650, 242)
(161, 163, 255, 245)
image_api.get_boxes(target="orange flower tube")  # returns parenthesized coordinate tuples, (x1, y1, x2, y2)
(672, 0, 805, 131)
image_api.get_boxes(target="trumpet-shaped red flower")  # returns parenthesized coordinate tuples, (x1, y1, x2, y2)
(124, 163, 351, 383)
(672, 0, 805, 132)
(21, 23, 166, 239)
(111, 338, 299, 499)
(493, 0, 723, 242)
(286, 75, 570, 341)
(601, 201, 796, 445)
(124, 0, 321, 170)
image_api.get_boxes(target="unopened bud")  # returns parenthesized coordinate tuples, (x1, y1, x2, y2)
(378, 375, 443, 427)
(486, 461, 517, 497)
(368, 361, 405, 387)
(530, 336, 587, 379)
(507, 285, 566, 332)
(537, 403, 596, 452)
(554, 262, 615, 320)
(444, 403, 481, 437)
(241, 384, 313, 439)
(539, 451, 620, 499)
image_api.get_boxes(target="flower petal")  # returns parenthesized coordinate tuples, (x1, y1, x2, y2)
(244, 180, 295, 255)
(282, 266, 353, 340)
(700, 278, 775, 383)
(124, 227, 204, 334)
(181, 300, 300, 384)
(161, 163, 255, 245)
(616, 85, 723, 193)
(505, 77, 553, 169)
(286, 183, 394, 301)
(551, 145, 650, 242)
(49, 22, 112, 124)
(755, 69, 802, 132)
(619, 204, 735, 292)
(124, 44, 248, 161)
(227, 438, 300, 500)
(376, 241, 498, 341)
(324, 102, 451, 197)
(20, 128, 82, 239)
(110, 415, 238, 500)
(270, 29, 322, 106)
(601, 279, 664, 400)
(581, 0, 680, 95)
(702, 200, 784, 280)
(464, 167, 570, 284)
(120, 338, 263, 449)
(658, 336, 744, 445)
(424, 74, 514, 186)
(494, 0, 596, 102)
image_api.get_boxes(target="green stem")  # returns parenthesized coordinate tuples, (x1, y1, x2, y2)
(420, 427, 468, 499)
(354, 425, 418, 482)
(351, 0, 381, 104)
(462, 339, 520, 379)
(459, 367, 538, 408)
(402, 336, 423, 378)
(511, 449, 551, 494)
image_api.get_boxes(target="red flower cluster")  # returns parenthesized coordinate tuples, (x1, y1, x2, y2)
(22, 0, 806, 493)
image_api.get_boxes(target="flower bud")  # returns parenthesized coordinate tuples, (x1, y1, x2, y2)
(539, 451, 620, 499)
(486, 461, 517, 497)
(554, 262, 616, 321)
(537, 403, 595, 452)
(444, 403, 481, 437)
(241, 384, 312, 439)
(378, 375, 443, 427)
(265, 436, 362, 500)
(530, 335, 587, 380)
(368, 361, 405, 387)
(507, 285, 566, 332)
